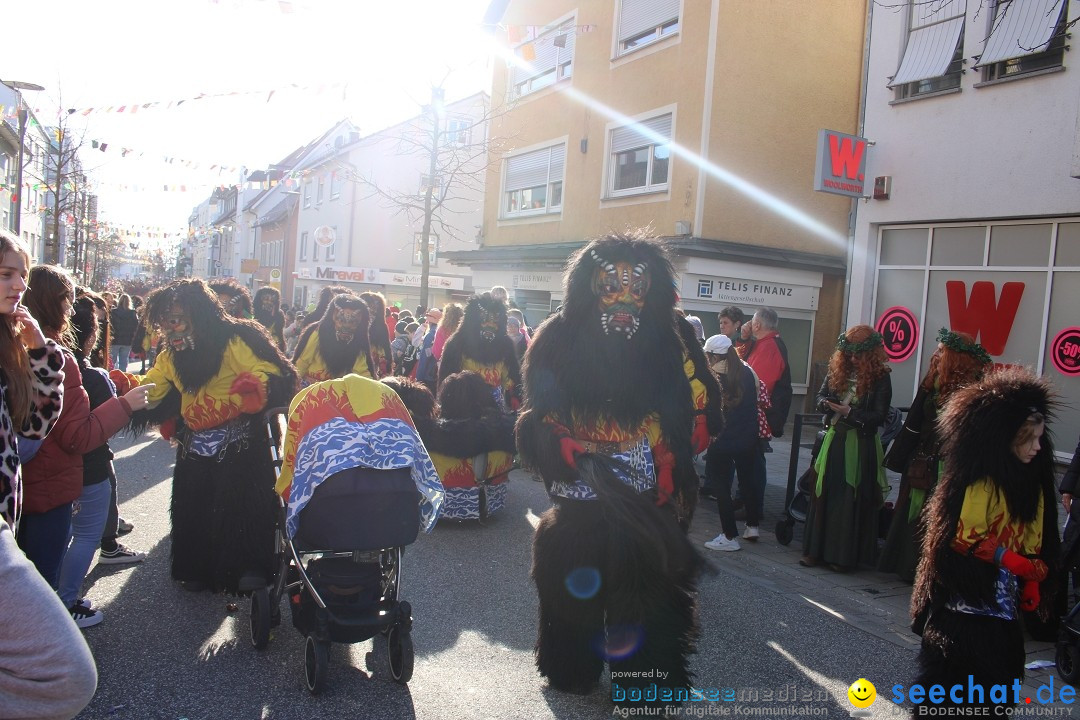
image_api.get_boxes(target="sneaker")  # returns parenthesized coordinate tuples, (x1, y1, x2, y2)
(98, 544, 147, 565)
(704, 534, 741, 552)
(117, 518, 135, 536)
(70, 603, 103, 629)
(742, 525, 760, 542)
(74, 598, 93, 610)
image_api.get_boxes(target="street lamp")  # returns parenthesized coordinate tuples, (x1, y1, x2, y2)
(1, 79, 45, 238)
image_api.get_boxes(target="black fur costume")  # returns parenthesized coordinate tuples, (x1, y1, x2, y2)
(253, 286, 286, 351)
(208, 278, 253, 319)
(291, 294, 375, 383)
(132, 279, 297, 593)
(360, 292, 393, 378)
(911, 367, 1059, 713)
(438, 293, 521, 408)
(382, 374, 517, 520)
(516, 233, 704, 703)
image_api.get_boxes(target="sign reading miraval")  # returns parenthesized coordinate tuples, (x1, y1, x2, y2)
(814, 129, 869, 198)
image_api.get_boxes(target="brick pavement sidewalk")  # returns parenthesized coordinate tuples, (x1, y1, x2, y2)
(690, 432, 1075, 713)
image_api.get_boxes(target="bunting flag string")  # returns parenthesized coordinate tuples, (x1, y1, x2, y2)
(40, 80, 349, 118)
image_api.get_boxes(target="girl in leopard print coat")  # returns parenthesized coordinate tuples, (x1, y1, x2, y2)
(0, 232, 65, 528)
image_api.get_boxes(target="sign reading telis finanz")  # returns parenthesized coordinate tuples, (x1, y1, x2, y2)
(692, 276, 818, 311)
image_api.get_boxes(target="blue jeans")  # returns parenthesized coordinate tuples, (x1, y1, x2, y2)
(16, 502, 74, 589)
(110, 344, 131, 372)
(58, 480, 112, 607)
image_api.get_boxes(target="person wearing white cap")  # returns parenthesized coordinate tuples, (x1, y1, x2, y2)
(701, 334, 763, 552)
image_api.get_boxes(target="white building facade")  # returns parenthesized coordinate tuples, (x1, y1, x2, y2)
(290, 95, 487, 312)
(850, 0, 1080, 449)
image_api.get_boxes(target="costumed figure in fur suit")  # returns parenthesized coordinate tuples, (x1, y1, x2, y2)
(360, 291, 392, 378)
(910, 366, 1059, 715)
(209, 278, 253, 319)
(438, 293, 521, 411)
(878, 329, 991, 583)
(516, 232, 705, 704)
(253, 286, 286, 351)
(292, 294, 375, 386)
(384, 373, 517, 522)
(113, 279, 297, 594)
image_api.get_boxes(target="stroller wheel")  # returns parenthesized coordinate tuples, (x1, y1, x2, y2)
(304, 634, 330, 694)
(775, 519, 794, 546)
(250, 587, 271, 650)
(387, 624, 414, 684)
(1057, 642, 1080, 685)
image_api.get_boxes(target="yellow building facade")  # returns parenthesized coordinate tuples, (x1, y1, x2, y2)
(446, 0, 868, 398)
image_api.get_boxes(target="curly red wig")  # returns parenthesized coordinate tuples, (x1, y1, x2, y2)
(919, 331, 992, 403)
(827, 324, 890, 398)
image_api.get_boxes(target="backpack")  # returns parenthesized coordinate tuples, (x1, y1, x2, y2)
(764, 336, 793, 437)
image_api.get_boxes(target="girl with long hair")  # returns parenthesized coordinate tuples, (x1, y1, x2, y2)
(878, 329, 992, 582)
(432, 302, 463, 364)
(19, 265, 150, 626)
(0, 233, 65, 529)
(801, 324, 892, 571)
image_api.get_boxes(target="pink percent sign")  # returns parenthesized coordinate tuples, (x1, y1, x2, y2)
(875, 306, 919, 363)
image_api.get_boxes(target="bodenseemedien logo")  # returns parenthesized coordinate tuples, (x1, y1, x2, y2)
(848, 678, 877, 717)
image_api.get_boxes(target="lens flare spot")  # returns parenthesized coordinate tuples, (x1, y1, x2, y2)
(599, 625, 644, 661)
(565, 567, 601, 599)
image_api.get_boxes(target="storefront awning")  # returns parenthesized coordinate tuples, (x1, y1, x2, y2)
(975, 0, 1065, 67)
(888, 15, 965, 87)
(442, 237, 846, 276)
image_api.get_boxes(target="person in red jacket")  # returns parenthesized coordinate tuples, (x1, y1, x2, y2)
(17, 266, 150, 597)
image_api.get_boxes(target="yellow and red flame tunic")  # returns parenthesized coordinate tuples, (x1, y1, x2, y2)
(293, 329, 373, 386)
(460, 357, 516, 411)
(142, 337, 284, 432)
(948, 477, 1044, 619)
(546, 413, 667, 501)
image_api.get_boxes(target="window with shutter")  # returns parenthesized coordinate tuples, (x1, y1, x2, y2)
(617, 0, 679, 56)
(608, 113, 672, 197)
(502, 143, 566, 217)
(510, 18, 576, 99)
(890, 0, 966, 99)
(978, 0, 1067, 81)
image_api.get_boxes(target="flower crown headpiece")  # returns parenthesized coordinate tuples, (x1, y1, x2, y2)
(936, 328, 992, 365)
(836, 330, 883, 354)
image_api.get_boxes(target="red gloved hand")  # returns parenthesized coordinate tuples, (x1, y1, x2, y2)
(1020, 580, 1041, 612)
(548, 422, 584, 469)
(108, 370, 139, 396)
(159, 417, 177, 441)
(691, 414, 710, 455)
(230, 372, 267, 414)
(1000, 549, 1048, 582)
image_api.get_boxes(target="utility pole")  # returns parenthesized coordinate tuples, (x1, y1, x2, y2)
(418, 86, 443, 313)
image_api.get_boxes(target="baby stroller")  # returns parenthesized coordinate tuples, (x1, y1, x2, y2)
(250, 408, 421, 694)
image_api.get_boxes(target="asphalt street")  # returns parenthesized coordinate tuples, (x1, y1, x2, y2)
(74, 431, 916, 720)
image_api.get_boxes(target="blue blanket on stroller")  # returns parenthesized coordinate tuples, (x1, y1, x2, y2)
(277, 376, 444, 539)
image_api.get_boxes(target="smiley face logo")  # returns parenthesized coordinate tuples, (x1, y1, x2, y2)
(847, 678, 876, 709)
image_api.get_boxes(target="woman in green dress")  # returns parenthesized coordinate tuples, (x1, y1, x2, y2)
(877, 329, 991, 582)
(801, 325, 891, 571)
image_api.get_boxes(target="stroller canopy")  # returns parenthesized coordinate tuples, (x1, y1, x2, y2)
(277, 374, 444, 538)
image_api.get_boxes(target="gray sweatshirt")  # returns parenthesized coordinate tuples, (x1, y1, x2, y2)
(0, 519, 97, 719)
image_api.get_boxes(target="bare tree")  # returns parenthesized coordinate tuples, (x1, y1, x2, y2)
(346, 87, 512, 311)
(22, 106, 92, 266)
